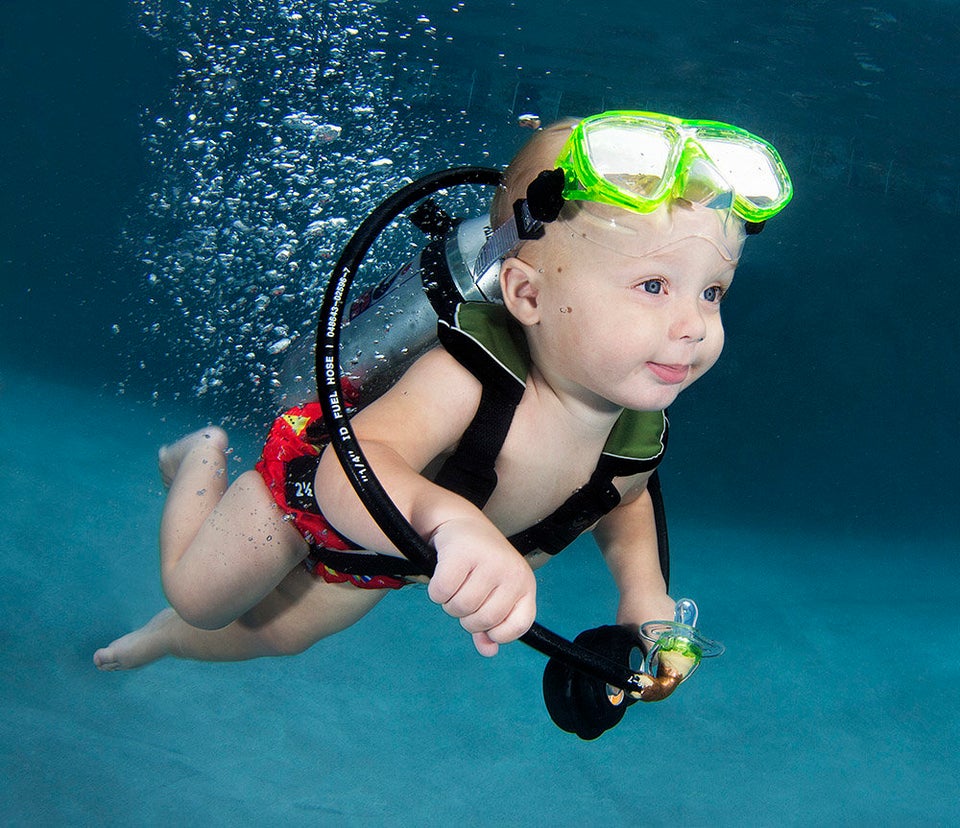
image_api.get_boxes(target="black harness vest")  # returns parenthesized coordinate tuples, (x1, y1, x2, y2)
(306, 303, 669, 580)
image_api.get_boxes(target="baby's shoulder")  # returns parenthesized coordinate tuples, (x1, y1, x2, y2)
(403, 345, 483, 394)
(354, 346, 483, 457)
(387, 346, 484, 421)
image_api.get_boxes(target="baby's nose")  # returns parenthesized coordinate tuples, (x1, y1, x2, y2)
(669, 299, 707, 342)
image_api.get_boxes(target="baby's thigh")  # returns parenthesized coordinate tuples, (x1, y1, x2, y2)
(238, 564, 388, 655)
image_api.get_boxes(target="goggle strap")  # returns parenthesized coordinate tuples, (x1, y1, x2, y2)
(471, 214, 525, 278)
(514, 199, 545, 240)
(470, 169, 565, 278)
(526, 168, 567, 223)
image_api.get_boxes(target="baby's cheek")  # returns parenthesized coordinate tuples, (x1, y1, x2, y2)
(692, 334, 725, 384)
(707, 323, 726, 365)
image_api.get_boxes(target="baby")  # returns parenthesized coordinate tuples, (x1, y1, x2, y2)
(95, 113, 790, 717)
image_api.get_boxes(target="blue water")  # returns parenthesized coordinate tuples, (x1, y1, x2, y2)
(2, 1, 958, 824)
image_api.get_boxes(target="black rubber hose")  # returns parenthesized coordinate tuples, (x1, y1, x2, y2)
(316, 167, 646, 694)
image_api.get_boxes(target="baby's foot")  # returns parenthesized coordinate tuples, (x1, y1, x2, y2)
(158, 426, 229, 487)
(93, 608, 178, 671)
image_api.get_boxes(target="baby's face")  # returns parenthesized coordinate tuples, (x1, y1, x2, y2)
(523, 205, 739, 413)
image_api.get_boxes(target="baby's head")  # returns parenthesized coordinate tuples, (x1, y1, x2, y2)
(486, 111, 792, 411)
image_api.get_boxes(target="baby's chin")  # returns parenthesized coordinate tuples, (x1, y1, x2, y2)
(627, 368, 710, 410)
(604, 383, 685, 414)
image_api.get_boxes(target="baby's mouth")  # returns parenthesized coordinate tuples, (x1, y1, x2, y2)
(646, 362, 690, 384)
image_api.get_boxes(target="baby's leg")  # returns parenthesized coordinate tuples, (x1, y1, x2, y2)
(159, 426, 229, 489)
(95, 565, 386, 669)
(160, 465, 311, 629)
(155, 426, 237, 619)
(157, 426, 231, 571)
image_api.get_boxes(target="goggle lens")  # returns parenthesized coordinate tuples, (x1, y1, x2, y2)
(583, 121, 674, 200)
(697, 137, 786, 206)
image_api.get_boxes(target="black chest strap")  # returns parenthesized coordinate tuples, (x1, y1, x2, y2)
(430, 373, 638, 557)
(508, 462, 623, 555)
(433, 401, 648, 556)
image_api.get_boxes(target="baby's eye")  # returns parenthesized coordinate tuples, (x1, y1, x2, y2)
(702, 285, 726, 304)
(639, 278, 666, 295)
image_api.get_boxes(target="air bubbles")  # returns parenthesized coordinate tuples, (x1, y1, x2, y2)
(267, 337, 293, 354)
(125, 0, 460, 417)
(281, 112, 342, 143)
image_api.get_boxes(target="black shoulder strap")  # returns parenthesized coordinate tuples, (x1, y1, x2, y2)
(432, 383, 520, 507)
(432, 309, 526, 508)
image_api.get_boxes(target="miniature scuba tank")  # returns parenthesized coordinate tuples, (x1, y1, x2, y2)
(338, 213, 501, 401)
(277, 167, 504, 406)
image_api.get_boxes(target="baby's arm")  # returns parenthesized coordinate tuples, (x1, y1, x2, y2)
(592, 480, 676, 629)
(542, 482, 703, 733)
(542, 482, 680, 735)
(314, 347, 536, 655)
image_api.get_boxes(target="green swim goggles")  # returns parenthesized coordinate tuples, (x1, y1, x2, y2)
(554, 110, 794, 224)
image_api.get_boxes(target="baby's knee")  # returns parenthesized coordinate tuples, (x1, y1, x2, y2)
(162, 581, 231, 631)
(171, 599, 227, 631)
(252, 620, 317, 657)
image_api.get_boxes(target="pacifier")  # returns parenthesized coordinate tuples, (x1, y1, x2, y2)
(640, 598, 726, 682)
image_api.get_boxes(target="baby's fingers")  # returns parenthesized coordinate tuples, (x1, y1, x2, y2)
(461, 588, 536, 654)
(428, 560, 494, 616)
(472, 631, 500, 657)
(426, 564, 466, 607)
(482, 590, 537, 644)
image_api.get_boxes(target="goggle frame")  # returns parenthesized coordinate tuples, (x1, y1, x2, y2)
(555, 110, 794, 224)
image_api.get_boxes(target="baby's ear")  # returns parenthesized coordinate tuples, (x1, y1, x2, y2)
(500, 257, 541, 326)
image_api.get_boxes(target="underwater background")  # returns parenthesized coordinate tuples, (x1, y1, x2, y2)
(2, 0, 958, 824)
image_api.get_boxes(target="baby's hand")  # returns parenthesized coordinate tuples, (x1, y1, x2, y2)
(427, 518, 537, 657)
